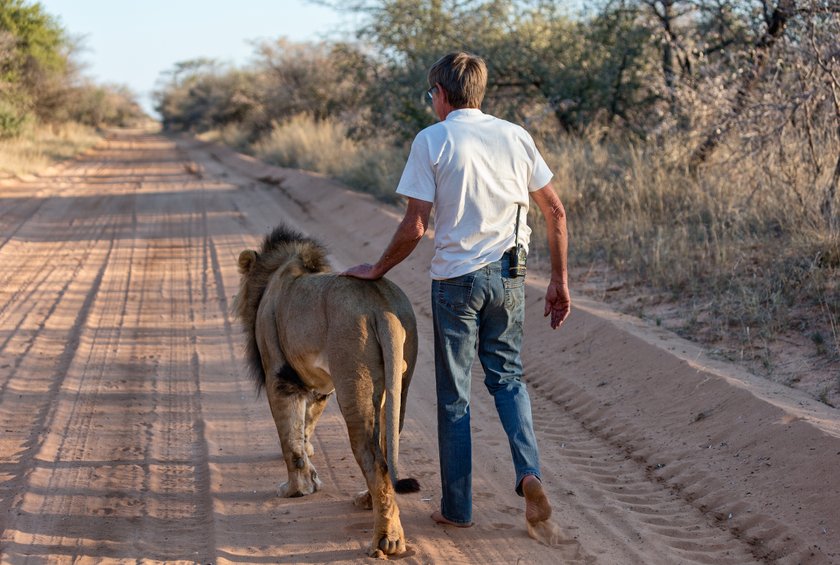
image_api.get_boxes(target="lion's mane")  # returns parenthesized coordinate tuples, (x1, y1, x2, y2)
(234, 226, 330, 392)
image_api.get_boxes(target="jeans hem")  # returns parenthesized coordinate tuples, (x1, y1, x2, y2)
(439, 500, 473, 525)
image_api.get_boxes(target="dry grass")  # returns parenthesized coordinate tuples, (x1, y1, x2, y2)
(536, 131, 839, 405)
(254, 115, 358, 176)
(0, 122, 101, 177)
(197, 123, 253, 153)
(206, 114, 407, 203)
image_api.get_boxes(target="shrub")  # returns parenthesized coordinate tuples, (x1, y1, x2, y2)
(0, 99, 27, 139)
(250, 114, 408, 202)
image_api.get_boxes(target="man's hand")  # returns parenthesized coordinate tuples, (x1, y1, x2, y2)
(531, 184, 570, 329)
(341, 263, 383, 280)
(544, 280, 571, 329)
(341, 198, 432, 282)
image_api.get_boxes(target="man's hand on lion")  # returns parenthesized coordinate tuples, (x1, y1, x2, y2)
(341, 263, 384, 280)
(545, 280, 571, 329)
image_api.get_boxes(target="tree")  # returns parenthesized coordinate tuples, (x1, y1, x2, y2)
(252, 39, 369, 129)
(688, 0, 797, 172)
(0, 0, 68, 117)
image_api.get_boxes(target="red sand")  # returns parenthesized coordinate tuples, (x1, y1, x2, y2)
(0, 130, 837, 564)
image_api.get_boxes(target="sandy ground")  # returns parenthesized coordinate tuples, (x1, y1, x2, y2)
(1, 130, 838, 564)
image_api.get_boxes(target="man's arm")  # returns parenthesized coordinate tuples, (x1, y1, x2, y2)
(342, 197, 433, 280)
(530, 183, 571, 329)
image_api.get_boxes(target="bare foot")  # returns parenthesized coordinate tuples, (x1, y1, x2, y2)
(522, 475, 552, 525)
(431, 510, 473, 528)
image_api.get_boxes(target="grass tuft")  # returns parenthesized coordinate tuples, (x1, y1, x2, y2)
(0, 121, 101, 177)
(211, 114, 409, 203)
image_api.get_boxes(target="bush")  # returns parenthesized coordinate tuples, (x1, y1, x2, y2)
(250, 114, 408, 202)
(335, 142, 408, 203)
(68, 83, 146, 127)
(0, 99, 27, 139)
(254, 114, 357, 174)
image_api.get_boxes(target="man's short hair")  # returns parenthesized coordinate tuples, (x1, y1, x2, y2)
(428, 52, 487, 109)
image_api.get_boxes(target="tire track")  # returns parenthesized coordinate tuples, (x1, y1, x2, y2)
(1, 139, 222, 561)
(0, 197, 49, 255)
(16, 225, 139, 551)
(184, 179, 221, 562)
(0, 203, 116, 447)
(134, 169, 218, 562)
(0, 189, 104, 348)
(526, 372, 807, 564)
(8, 178, 147, 559)
(0, 224, 115, 544)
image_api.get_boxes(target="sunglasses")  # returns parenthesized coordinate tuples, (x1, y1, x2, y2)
(426, 85, 436, 101)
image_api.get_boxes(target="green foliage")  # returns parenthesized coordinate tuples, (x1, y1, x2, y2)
(154, 41, 373, 137)
(0, 98, 27, 138)
(68, 83, 146, 127)
(0, 1, 146, 136)
(0, 0, 67, 80)
(155, 59, 259, 133)
(0, 0, 67, 121)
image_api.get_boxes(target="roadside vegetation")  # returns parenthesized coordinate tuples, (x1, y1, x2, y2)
(0, 0, 146, 176)
(154, 0, 839, 405)
(0, 121, 100, 176)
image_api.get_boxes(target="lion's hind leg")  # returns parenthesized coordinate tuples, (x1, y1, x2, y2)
(266, 367, 322, 497)
(333, 381, 406, 558)
(348, 426, 404, 557)
(304, 392, 331, 457)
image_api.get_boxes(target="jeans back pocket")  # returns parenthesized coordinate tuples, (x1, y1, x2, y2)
(435, 275, 476, 312)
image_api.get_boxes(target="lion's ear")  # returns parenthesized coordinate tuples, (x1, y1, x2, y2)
(238, 250, 258, 274)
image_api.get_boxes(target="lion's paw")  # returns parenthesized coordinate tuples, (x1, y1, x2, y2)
(278, 465, 322, 498)
(278, 481, 304, 498)
(353, 489, 373, 509)
(372, 534, 405, 557)
(310, 469, 322, 492)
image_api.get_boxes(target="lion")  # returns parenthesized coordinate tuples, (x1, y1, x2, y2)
(233, 225, 420, 558)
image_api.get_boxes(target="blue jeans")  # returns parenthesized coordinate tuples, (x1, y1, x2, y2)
(432, 253, 541, 525)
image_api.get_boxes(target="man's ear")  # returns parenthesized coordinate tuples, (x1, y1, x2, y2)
(437, 83, 449, 104)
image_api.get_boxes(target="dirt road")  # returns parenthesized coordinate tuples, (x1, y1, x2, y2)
(1, 130, 838, 564)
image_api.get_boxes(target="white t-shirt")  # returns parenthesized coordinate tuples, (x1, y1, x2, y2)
(396, 108, 553, 280)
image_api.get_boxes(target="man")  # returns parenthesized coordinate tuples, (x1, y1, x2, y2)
(343, 52, 570, 530)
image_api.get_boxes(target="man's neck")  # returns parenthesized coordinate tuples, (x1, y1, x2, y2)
(440, 106, 481, 121)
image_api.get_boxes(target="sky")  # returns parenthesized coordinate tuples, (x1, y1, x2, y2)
(38, 1, 355, 116)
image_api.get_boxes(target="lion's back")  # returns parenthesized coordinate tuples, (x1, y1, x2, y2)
(313, 274, 416, 327)
(269, 274, 416, 355)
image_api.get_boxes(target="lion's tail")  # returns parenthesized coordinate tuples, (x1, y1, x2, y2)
(375, 311, 420, 495)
